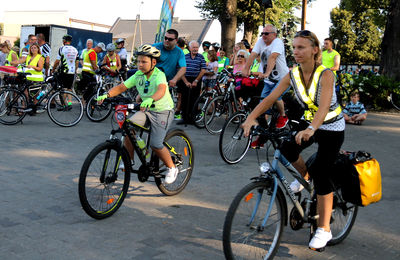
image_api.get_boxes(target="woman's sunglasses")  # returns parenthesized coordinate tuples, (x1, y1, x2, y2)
(237, 55, 245, 58)
(295, 30, 312, 37)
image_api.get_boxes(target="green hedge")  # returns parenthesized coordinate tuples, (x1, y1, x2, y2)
(349, 74, 399, 110)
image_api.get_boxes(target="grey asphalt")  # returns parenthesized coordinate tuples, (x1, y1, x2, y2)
(0, 111, 399, 259)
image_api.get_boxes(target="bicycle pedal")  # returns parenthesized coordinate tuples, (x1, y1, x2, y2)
(309, 246, 325, 252)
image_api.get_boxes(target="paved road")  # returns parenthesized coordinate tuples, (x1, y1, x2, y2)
(0, 112, 399, 259)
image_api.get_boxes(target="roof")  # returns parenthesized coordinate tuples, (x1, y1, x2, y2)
(109, 17, 213, 52)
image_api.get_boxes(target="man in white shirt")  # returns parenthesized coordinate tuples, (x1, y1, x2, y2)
(243, 24, 289, 130)
(52, 35, 79, 109)
(242, 24, 290, 147)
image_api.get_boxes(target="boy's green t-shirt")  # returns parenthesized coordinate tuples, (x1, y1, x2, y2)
(124, 67, 174, 112)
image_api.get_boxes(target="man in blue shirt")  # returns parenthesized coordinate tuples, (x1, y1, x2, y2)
(177, 40, 206, 124)
(153, 29, 186, 88)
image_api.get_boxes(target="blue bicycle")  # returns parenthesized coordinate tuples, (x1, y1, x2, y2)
(222, 125, 358, 259)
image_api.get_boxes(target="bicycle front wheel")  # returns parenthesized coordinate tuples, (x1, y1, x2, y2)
(223, 181, 284, 260)
(0, 88, 27, 125)
(155, 128, 194, 196)
(204, 95, 232, 135)
(48, 90, 83, 127)
(79, 141, 131, 219)
(219, 112, 251, 164)
(192, 91, 213, 129)
(86, 93, 112, 122)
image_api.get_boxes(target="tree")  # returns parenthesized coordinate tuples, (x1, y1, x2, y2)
(329, 0, 389, 65)
(380, 0, 400, 81)
(237, 0, 300, 46)
(195, 0, 237, 57)
(195, 0, 300, 56)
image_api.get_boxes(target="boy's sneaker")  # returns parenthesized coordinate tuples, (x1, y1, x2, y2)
(164, 167, 179, 184)
(309, 228, 332, 251)
(290, 179, 310, 193)
(276, 115, 289, 129)
(174, 113, 182, 120)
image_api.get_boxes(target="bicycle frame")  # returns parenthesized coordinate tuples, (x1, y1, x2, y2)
(250, 140, 314, 229)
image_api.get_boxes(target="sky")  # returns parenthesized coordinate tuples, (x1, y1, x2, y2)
(1, 0, 341, 45)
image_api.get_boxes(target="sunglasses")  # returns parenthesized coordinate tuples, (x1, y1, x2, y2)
(260, 32, 274, 36)
(295, 30, 312, 37)
(164, 36, 176, 41)
(237, 55, 245, 58)
(144, 80, 150, 93)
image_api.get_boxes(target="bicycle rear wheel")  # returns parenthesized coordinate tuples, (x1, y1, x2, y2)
(48, 90, 83, 127)
(223, 181, 284, 260)
(86, 93, 113, 122)
(327, 189, 358, 245)
(204, 95, 232, 135)
(0, 88, 27, 125)
(155, 128, 194, 196)
(219, 112, 251, 164)
(79, 141, 131, 219)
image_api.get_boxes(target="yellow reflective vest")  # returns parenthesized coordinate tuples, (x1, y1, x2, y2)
(82, 49, 97, 74)
(25, 55, 44, 82)
(290, 65, 342, 124)
(5, 50, 18, 66)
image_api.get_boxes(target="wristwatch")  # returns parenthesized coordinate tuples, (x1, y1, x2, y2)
(307, 125, 315, 131)
(194, 79, 198, 83)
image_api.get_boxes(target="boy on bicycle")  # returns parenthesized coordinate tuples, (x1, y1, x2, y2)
(96, 44, 178, 184)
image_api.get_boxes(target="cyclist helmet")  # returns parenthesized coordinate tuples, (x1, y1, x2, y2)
(63, 34, 73, 42)
(135, 44, 161, 59)
(106, 43, 116, 52)
(116, 38, 125, 44)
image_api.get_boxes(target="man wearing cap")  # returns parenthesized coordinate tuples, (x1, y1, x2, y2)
(116, 38, 127, 80)
(80, 42, 106, 103)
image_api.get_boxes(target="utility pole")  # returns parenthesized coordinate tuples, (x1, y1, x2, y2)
(301, 0, 307, 30)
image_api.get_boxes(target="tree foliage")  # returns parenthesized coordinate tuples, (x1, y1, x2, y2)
(329, 0, 390, 64)
(195, 0, 300, 60)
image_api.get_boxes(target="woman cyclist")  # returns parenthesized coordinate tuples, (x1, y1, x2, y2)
(96, 44, 178, 184)
(242, 30, 345, 251)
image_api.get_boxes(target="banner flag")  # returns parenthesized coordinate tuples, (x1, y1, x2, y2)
(154, 0, 178, 43)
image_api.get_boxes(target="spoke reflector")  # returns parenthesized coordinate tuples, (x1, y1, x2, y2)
(245, 193, 254, 202)
(107, 198, 115, 204)
(184, 147, 188, 156)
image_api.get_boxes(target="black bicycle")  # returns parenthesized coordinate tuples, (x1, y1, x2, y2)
(0, 71, 83, 126)
(85, 67, 138, 122)
(223, 125, 358, 259)
(79, 97, 194, 219)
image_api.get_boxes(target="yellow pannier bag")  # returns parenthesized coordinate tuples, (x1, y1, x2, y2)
(354, 158, 382, 206)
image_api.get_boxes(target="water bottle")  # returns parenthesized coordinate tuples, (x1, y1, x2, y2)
(136, 136, 150, 159)
(37, 89, 46, 100)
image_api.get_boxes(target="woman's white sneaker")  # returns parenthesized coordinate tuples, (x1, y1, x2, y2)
(164, 167, 178, 184)
(309, 227, 332, 251)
